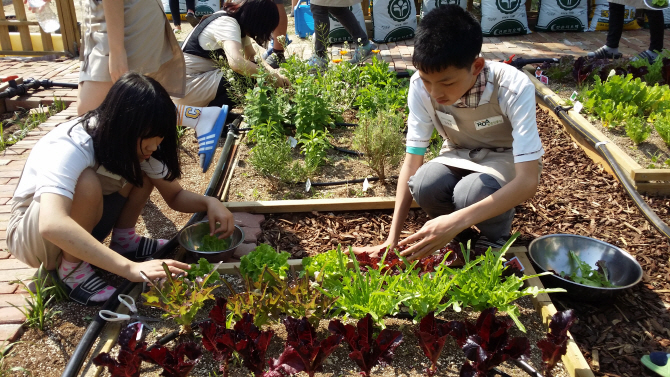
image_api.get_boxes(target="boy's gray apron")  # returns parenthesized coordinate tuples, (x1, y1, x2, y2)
(427, 73, 541, 187)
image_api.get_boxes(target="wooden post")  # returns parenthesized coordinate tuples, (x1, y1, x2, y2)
(0, 5, 13, 52)
(55, 0, 80, 56)
(12, 0, 34, 52)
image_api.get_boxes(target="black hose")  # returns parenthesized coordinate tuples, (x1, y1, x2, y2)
(332, 146, 363, 156)
(60, 121, 240, 377)
(539, 92, 670, 240)
(510, 358, 543, 377)
(0, 78, 78, 99)
(333, 122, 358, 127)
(395, 71, 411, 79)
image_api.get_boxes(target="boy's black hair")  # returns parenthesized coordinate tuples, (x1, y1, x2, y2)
(82, 72, 181, 187)
(223, 0, 279, 46)
(412, 5, 483, 73)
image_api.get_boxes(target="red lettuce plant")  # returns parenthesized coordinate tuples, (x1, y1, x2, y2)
(356, 243, 459, 275)
(281, 316, 343, 377)
(415, 311, 454, 376)
(141, 342, 202, 377)
(537, 309, 576, 376)
(448, 307, 530, 377)
(199, 297, 274, 377)
(328, 314, 403, 376)
(662, 58, 670, 85)
(93, 324, 147, 377)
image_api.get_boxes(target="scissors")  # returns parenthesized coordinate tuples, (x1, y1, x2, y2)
(99, 294, 161, 324)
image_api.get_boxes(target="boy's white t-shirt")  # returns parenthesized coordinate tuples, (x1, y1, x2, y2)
(405, 61, 544, 164)
(12, 118, 169, 203)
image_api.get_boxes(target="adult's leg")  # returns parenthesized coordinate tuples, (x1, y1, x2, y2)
(170, 0, 182, 28)
(452, 173, 514, 241)
(185, 0, 199, 27)
(605, 2, 625, 49)
(310, 4, 331, 58)
(329, 6, 368, 45)
(407, 162, 461, 219)
(647, 10, 664, 52)
(77, 80, 113, 116)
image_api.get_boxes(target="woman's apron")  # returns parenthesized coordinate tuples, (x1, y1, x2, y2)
(427, 74, 541, 187)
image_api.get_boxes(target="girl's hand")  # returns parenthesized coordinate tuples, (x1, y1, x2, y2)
(109, 48, 129, 83)
(398, 214, 465, 261)
(273, 73, 290, 88)
(128, 259, 190, 282)
(206, 197, 235, 239)
(349, 240, 396, 257)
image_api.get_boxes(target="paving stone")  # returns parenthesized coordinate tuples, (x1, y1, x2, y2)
(233, 243, 257, 259)
(0, 268, 36, 283)
(242, 227, 262, 244)
(0, 324, 23, 342)
(0, 283, 17, 294)
(234, 213, 265, 228)
(0, 293, 30, 308)
(0, 258, 30, 270)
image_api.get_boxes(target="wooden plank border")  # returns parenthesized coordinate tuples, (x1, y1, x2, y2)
(224, 197, 420, 213)
(523, 70, 670, 195)
(512, 251, 595, 377)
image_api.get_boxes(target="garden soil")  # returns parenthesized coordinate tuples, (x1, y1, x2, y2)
(5, 108, 670, 377)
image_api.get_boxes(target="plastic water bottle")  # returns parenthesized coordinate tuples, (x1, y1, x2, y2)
(27, 0, 60, 33)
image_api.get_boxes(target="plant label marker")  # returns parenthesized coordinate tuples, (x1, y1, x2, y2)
(535, 68, 543, 78)
(362, 177, 370, 191)
(288, 136, 298, 148)
(540, 75, 549, 85)
(503, 256, 525, 272)
(305, 178, 312, 192)
(570, 91, 579, 101)
(574, 101, 583, 113)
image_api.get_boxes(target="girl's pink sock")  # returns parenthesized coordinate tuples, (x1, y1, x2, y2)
(110, 228, 167, 254)
(58, 260, 115, 302)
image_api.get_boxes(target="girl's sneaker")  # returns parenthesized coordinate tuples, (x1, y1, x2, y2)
(307, 55, 328, 72)
(349, 42, 378, 64)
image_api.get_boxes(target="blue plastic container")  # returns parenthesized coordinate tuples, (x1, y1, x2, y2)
(294, 0, 314, 38)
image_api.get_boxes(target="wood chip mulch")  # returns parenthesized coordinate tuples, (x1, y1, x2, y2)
(259, 106, 670, 377)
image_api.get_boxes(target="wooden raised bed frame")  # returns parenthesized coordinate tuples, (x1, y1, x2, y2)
(524, 70, 670, 196)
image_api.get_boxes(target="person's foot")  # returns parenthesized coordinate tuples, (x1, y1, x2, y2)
(307, 55, 328, 72)
(632, 49, 659, 64)
(587, 45, 622, 59)
(110, 228, 168, 261)
(58, 260, 115, 304)
(349, 42, 378, 64)
(265, 50, 286, 69)
(185, 11, 199, 27)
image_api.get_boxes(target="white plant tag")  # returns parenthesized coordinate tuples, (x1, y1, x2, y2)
(362, 177, 369, 192)
(288, 136, 298, 148)
(305, 178, 311, 192)
(570, 91, 579, 101)
(574, 101, 583, 113)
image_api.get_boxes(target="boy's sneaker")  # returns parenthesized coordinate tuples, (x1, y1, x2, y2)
(632, 50, 658, 64)
(265, 51, 286, 69)
(185, 11, 199, 27)
(349, 42, 377, 64)
(307, 55, 328, 72)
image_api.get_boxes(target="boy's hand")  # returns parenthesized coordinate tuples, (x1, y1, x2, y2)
(206, 197, 235, 239)
(398, 214, 465, 261)
(349, 240, 396, 257)
(129, 259, 190, 282)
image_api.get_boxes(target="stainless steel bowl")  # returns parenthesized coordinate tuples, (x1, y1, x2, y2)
(528, 234, 643, 300)
(178, 222, 245, 263)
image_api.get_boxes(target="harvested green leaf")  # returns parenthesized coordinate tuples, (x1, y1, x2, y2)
(559, 251, 614, 288)
(652, 0, 667, 8)
(199, 234, 231, 252)
(239, 243, 290, 284)
(187, 258, 220, 286)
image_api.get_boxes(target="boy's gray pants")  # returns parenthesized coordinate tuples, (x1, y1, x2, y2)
(310, 4, 369, 58)
(408, 162, 514, 241)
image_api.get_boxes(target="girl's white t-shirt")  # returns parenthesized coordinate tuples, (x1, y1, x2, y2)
(12, 118, 169, 202)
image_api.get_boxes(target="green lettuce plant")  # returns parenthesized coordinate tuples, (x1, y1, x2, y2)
(239, 243, 290, 284)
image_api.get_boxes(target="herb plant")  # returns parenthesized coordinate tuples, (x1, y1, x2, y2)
(352, 110, 405, 183)
(199, 235, 231, 252)
(10, 263, 64, 331)
(448, 307, 530, 377)
(446, 233, 565, 332)
(239, 243, 290, 284)
(249, 137, 306, 183)
(329, 314, 403, 376)
(654, 111, 670, 146)
(300, 129, 331, 173)
(141, 262, 220, 333)
(537, 310, 576, 375)
(624, 116, 651, 144)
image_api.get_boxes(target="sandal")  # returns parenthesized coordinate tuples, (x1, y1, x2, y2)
(587, 46, 622, 59)
(111, 236, 166, 262)
(633, 50, 658, 64)
(198, 105, 229, 173)
(50, 270, 115, 306)
(642, 353, 670, 377)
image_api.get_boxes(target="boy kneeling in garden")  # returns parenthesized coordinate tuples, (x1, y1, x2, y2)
(354, 5, 543, 260)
